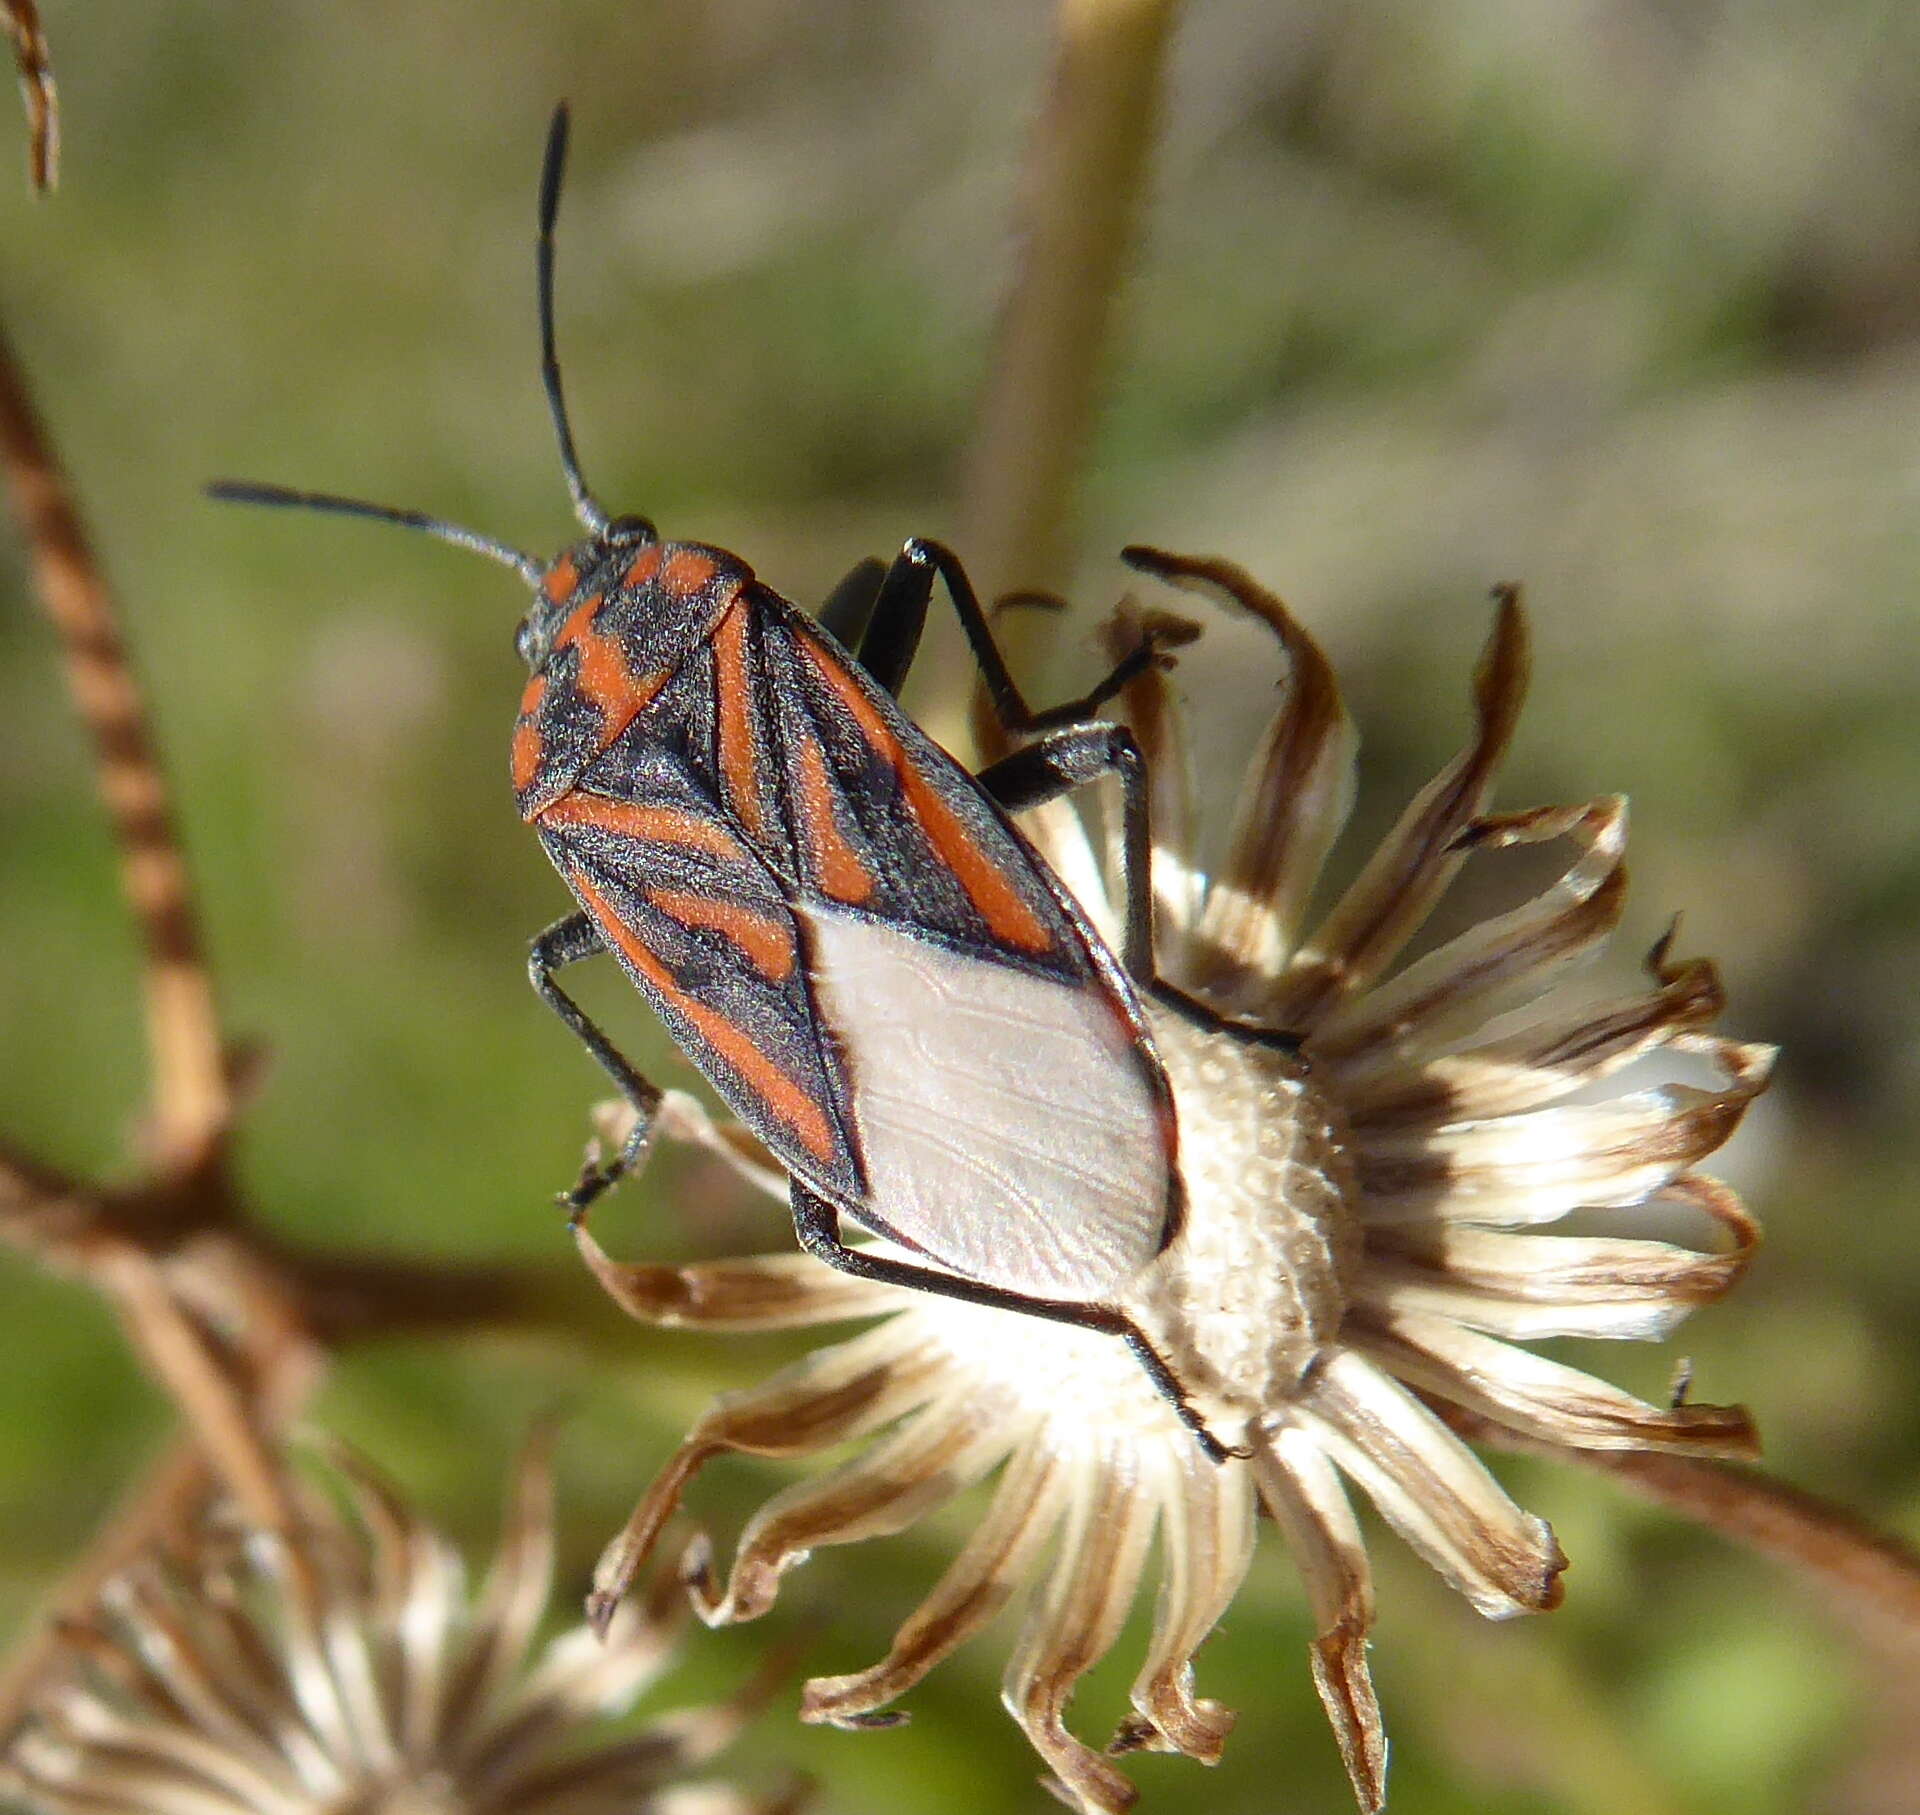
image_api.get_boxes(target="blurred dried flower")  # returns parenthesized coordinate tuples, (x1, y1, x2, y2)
(576, 551, 1770, 1813)
(0, 1431, 788, 1815)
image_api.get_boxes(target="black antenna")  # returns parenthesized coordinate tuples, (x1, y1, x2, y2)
(205, 480, 543, 585)
(539, 103, 607, 537)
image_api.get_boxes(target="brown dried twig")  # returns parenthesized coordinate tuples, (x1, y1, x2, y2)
(0, 320, 228, 1175)
(0, 308, 616, 1726)
(1, 0, 54, 193)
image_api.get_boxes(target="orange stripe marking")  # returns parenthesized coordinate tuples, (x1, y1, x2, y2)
(622, 545, 663, 589)
(511, 718, 545, 796)
(646, 886, 796, 982)
(574, 870, 837, 1163)
(797, 640, 1052, 952)
(661, 547, 718, 593)
(543, 591, 667, 726)
(539, 792, 747, 865)
(792, 724, 875, 904)
(541, 555, 578, 602)
(549, 591, 603, 653)
(711, 603, 768, 838)
(513, 672, 552, 795)
(573, 627, 650, 720)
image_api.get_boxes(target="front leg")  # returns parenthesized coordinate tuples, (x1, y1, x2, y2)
(529, 910, 665, 1210)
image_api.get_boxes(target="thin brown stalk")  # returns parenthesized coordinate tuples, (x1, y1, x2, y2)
(1444, 1408, 1920, 1656)
(99, 1246, 306, 1537)
(1, 0, 54, 193)
(0, 296, 627, 1726)
(936, 0, 1181, 756)
(0, 319, 229, 1173)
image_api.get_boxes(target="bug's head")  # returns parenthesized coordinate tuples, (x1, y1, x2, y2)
(512, 509, 660, 672)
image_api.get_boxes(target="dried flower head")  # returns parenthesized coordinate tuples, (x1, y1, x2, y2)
(0, 1431, 789, 1815)
(575, 551, 1770, 1812)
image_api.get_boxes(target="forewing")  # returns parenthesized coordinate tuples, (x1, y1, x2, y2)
(760, 601, 1178, 1299)
(756, 603, 1081, 966)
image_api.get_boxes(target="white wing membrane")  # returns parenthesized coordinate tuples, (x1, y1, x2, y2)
(800, 903, 1172, 1300)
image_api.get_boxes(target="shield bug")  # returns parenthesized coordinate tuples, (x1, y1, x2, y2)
(212, 105, 1295, 1461)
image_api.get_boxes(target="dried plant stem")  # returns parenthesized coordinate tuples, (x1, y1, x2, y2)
(0, 1143, 597, 1363)
(0, 306, 599, 1713)
(933, 0, 1181, 754)
(1, 0, 54, 192)
(0, 321, 230, 1172)
(0, 1139, 88, 1243)
(1447, 1409, 1920, 1656)
(99, 1246, 307, 1536)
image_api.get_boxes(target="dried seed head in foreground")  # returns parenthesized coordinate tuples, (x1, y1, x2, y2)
(0, 1432, 789, 1815)
(576, 553, 1771, 1813)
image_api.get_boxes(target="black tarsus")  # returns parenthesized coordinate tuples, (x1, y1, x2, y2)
(538, 101, 609, 539)
(788, 1183, 1245, 1463)
(528, 910, 663, 1210)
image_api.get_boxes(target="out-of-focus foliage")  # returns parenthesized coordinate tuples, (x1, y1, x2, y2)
(0, 5, 1915, 1812)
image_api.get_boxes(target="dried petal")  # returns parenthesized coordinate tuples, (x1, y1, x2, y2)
(803, 1440, 1075, 1727)
(1253, 1425, 1386, 1814)
(1003, 1442, 1159, 1814)
(1352, 1306, 1760, 1459)
(1269, 592, 1529, 1029)
(1293, 1349, 1566, 1618)
(1122, 1443, 1256, 1760)
(1121, 548, 1356, 1001)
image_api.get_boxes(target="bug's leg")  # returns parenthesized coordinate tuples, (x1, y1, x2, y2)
(817, 555, 889, 651)
(529, 911, 665, 1211)
(788, 1184, 1244, 1463)
(858, 537, 1175, 722)
(979, 727, 1304, 1054)
(846, 542, 935, 699)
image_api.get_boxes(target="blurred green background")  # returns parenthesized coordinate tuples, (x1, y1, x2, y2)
(3, 3, 1918, 1811)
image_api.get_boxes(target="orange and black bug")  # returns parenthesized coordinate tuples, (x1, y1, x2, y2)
(212, 105, 1297, 1463)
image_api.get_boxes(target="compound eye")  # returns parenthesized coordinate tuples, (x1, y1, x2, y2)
(604, 513, 657, 547)
(514, 618, 538, 666)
